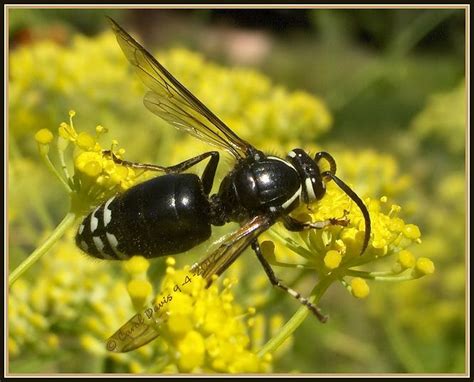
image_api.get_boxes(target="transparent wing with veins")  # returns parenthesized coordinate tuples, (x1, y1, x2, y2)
(108, 17, 256, 160)
(192, 215, 274, 285)
(106, 215, 273, 353)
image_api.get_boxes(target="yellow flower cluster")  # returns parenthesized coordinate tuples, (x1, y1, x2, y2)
(9, 235, 129, 360)
(411, 81, 465, 155)
(10, 27, 448, 373)
(10, 32, 331, 161)
(34, 111, 143, 215)
(129, 261, 273, 373)
(335, 149, 413, 198)
(373, 80, 465, 365)
(262, 149, 431, 303)
(159, 49, 332, 145)
(9, 238, 279, 373)
(377, 169, 464, 345)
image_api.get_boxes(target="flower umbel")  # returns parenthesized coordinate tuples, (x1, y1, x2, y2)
(105, 257, 277, 373)
(49, 110, 141, 215)
(10, 111, 144, 286)
(258, 171, 431, 356)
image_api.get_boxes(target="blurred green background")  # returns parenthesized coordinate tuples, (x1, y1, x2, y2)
(8, 8, 466, 374)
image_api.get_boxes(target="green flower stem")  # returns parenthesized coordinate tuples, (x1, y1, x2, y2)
(9, 212, 77, 287)
(257, 274, 336, 357)
(40, 152, 72, 193)
(268, 229, 314, 261)
(345, 269, 415, 282)
(267, 260, 308, 269)
(56, 140, 72, 185)
(348, 269, 396, 277)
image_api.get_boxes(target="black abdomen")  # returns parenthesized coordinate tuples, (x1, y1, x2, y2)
(76, 174, 212, 259)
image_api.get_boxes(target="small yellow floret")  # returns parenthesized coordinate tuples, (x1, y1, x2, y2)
(403, 224, 421, 239)
(127, 279, 152, 310)
(35, 128, 54, 144)
(58, 121, 77, 141)
(177, 331, 205, 371)
(124, 255, 150, 275)
(416, 257, 435, 276)
(167, 313, 193, 336)
(351, 277, 370, 299)
(398, 250, 416, 269)
(76, 132, 96, 150)
(324, 250, 342, 269)
(83, 161, 102, 177)
(96, 125, 108, 134)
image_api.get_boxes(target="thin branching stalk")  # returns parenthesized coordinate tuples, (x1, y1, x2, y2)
(257, 274, 337, 357)
(9, 212, 78, 287)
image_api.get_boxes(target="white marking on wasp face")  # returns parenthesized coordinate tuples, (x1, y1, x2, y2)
(78, 224, 85, 235)
(80, 241, 88, 251)
(106, 232, 127, 259)
(90, 206, 100, 233)
(288, 150, 297, 158)
(282, 185, 302, 209)
(305, 177, 317, 202)
(103, 196, 115, 227)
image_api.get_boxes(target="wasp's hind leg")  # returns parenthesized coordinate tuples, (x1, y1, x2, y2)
(103, 150, 219, 195)
(251, 240, 328, 323)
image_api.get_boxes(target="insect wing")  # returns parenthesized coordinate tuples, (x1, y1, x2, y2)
(192, 215, 274, 285)
(106, 310, 167, 353)
(108, 17, 255, 160)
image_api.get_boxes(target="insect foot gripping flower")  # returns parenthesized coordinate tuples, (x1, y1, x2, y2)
(108, 260, 274, 373)
(9, 111, 144, 287)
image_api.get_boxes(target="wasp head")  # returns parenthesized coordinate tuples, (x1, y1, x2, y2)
(287, 148, 371, 255)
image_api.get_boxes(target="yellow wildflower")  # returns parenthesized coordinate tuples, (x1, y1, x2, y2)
(111, 262, 275, 373)
(350, 278, 370, 299)
(415, 257, 435, 276)
(324, 250, 342, 269)
(397, 250, 416, 269)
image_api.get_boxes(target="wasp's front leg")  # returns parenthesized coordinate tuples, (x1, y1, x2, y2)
(282, 210, 350, 232)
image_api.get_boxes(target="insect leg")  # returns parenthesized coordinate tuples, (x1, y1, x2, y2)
(167, 151, 219, 195)
(251, 240, 328, 322)
(103, 149, 219, 186)
(281, 213, 349, 232)
(103, 150, 168, 171)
